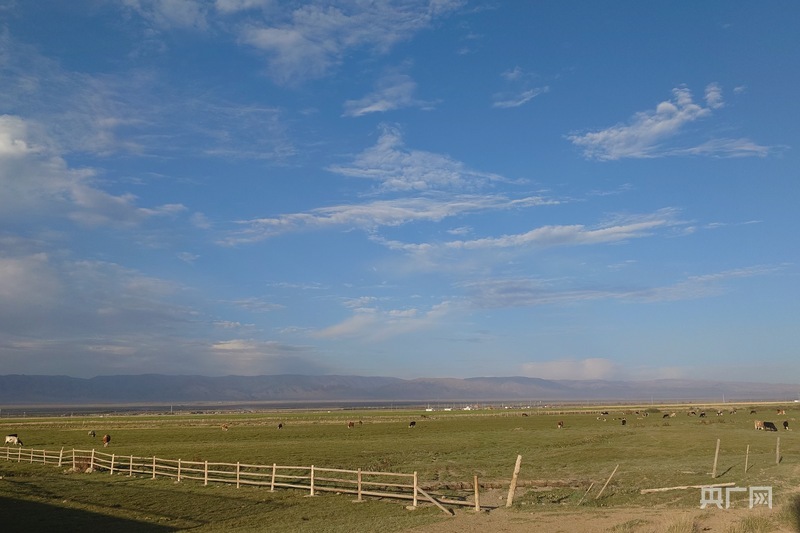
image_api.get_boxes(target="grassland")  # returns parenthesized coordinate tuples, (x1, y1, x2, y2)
(1, 402, 799, 532)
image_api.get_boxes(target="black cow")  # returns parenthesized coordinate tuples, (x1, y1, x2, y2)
(621, 418, 627, 426)
(783, 421, 789, 430)
(763, 421, 778, 432)
(408, 421, 416, 428)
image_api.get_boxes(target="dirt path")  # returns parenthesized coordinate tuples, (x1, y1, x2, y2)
(404, 504, 796, 533)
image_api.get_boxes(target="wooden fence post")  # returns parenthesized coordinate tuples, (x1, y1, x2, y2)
(270, 463, 276, 491)
(110, 454, 115, 475)
(58, 447, 63, 467)
(595, 464, 619, 500)
(711, 439, 721, 478)
(474, 475, 480, 512)
(90, 449, 95, 471)
(506, 455, 522, 507)
(72, 449, 76, 471)
(578, 482, 595, 505)
(177, 459, 182, 482)
(309, 465, 315, 496)
(744, 445, 750, 475)
(129, 455, 133, 477)
(152, 456, 157, 479)
(204, 460, 208, 486)
(357, 468, 363, 502)
(236, 462, 240, 489)
(776, 437, 781, 465)
(413, 471, 418, 508)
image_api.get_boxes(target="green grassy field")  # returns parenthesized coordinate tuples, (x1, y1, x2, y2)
(1, 402, 799, 531)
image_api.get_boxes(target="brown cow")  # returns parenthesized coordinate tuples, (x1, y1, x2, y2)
(102, 434, 111, 447)
(557, 421, 564, 429)
(347, 421, 355, 429)
(754, 420, 765, 430)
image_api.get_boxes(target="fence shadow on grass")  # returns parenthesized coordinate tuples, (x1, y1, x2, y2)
(0, 496, 178, 532)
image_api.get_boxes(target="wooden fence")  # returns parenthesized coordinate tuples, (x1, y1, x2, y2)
(1, 446, 465, 514)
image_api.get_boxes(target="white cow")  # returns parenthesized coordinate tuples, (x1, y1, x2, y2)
(5, 434, 22, 446)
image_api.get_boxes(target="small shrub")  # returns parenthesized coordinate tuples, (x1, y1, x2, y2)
(726, 514, 775, 533)
(780, 494, 800, 532)
(661, 515, 698, 533)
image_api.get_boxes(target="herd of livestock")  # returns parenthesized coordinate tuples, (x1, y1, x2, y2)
(2, 407, 792, 449)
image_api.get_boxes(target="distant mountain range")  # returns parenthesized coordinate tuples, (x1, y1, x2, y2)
(0, 374, 798, 406)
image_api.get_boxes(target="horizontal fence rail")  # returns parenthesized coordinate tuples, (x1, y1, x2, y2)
(1, 446, 465, 514)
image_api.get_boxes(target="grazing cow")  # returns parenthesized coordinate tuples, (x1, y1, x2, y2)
(277, 423, 283, 430)
(347, 421, 355, 429)
(557, 421, 564, 429)
(4, 434, 22, 446)
(102, 434, 111, 447)
(783, 421, 789, 430)
(621, 418, 627, 426)
(408, 421, 416, 428)
(221, 424, 229, 431)
(88, 430, 96, 438)
(750, 410, 757, 414)
(754, 420, 765, 430)
(521, 413, 529, 417)
(663, 413, 670, 419)
(699, 412, 706, 418)
(763, 421, 778, 431)
(777, 409, 786, 415)
(600, 411, 609, 416)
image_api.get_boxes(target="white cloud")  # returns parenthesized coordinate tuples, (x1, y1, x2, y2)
(224, 193, 556, 244)
(215, 0, 273, 14)
(521, 358, 618, 380)
(445, 209, 679, 250)
(569, 84, 767, 160)
(210, 338, 330, 374)
(0, 253, 63, 312)
(463, 265, 780, 310)
(123, 0, 209, 30)
(705, 82, 724, 109)
(492, 86, 549, 109)
(238, 1, 463, 84)
(379, 208, 684, 256)
(313, 301, 452, 341)
(328, 124, 509, 192)
(0, 114, 187, 226)
(343, 72, 434, 117)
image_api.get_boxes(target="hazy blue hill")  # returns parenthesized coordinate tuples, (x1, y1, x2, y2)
(0, 374, 797, 406)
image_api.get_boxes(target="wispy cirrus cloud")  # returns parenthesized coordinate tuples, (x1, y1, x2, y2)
(569, 84, 769, 160)
(329, 124, 513, 192)
(122, 0, 210, 30)
(239, 1, 464, 85)
(462, 265, 781, 309)
(492, 66, 549, 108)
(223, 193, 557, 244)
(378, 208, 685, 254)
(313, 301, 452, 340)
(343, 71, 436, 117)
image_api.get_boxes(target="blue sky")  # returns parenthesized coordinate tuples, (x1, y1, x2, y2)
(1, 1, 798, 382)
